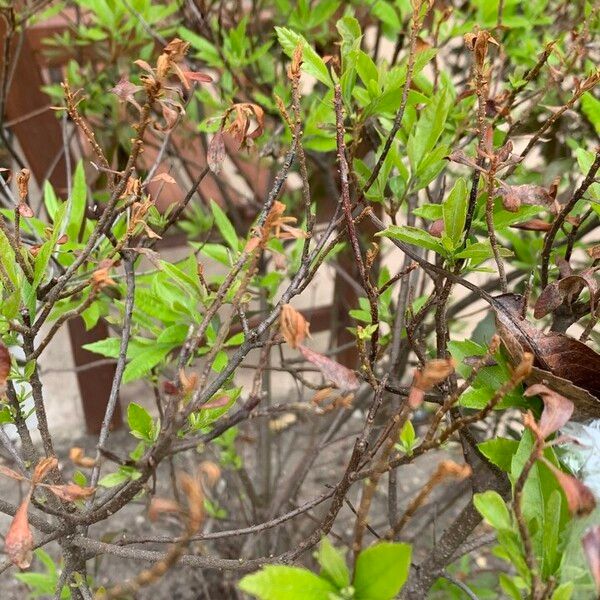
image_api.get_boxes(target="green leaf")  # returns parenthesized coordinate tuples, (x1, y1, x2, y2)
(377, 225, 446, 255)
(32, 203, 67, 291)
(317, 537, 350, 589)
(275, 27, 331, 87)
(127, 402, 154, 441)
(551, 582, 573, 600)
(407, 86, 452, 171)
(123, 344, 173, 383)
(210, 200, 238, 254)
(542, 489, 562, 577)
(239, 566, 336, 600)
(82, 337, 121, 358)
(67, 161, 86, 242)
(212, 350, 228, 373)
(581, 92, 600, 135)
(478, 438, 519, 473)
(353, 542, 411, 600)
(43, 181, 59, 221)
(442, 177, 468, 246)
(473, 490, 512, 531)
(98, 470, 131, 488)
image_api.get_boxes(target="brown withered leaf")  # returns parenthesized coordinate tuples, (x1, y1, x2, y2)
(17, 203, 33, 218)
(541, 458, 596, 516)
(180, 70, 213, 88)
(298, 344, 359, 393)
(496, 183, 555, 212)
(510, 219, 551, 231)
(207, 132, 226, 174)
(280, 304, 310, 349)
(493, 293, 600, 419)
(5, 494, 33, 569)
(534, 268, 598, 319)
(523, 384, 574, 438)
(414, 359, 455, 391)
(42, 483, 95, 502)
(148, 497, 181, 522)
(428, 219, 444, 238)
(0, 464, 25, 481)
(588, 245, 600, 260)
(16, 169, 30, 200)
(0, 343, 10, 388)
(583, 526, 600, 594)
(200, 395, 230, 409)
(32, 457, 57, 485)
(110, 75, 143, 112)
(178, 471, 204, 531)
(198, 461, 221, 488)
(69, 447, 96, 469)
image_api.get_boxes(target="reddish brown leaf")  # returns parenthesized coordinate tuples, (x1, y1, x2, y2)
(583, 525, 600, 594)
(207, 132, 226, 174)
(32, 457, 57, 485)
(280, 304, 310, 349)
(0, 464, 25, 481)
(428, 219, 444, 238)
(150, 172, 177, 185)
(5, 494, 33, 569)
(180, 70, 213, 87)
(0, 343, 10, 388)
(200, 395, 230, 409)
(69, 447, 96, 469)
(198, 461, 221, 487)
(16, 169, 30, 200)
(43, 483, 95, 502)
(148, 497, 181, 522)
(510, 219, 551, 232)
(496, 184, 554, 213)
(541, 458, 596, 516)
(534, 268, 598, 319)
(523, 384, 574, 438)
(298, 344, 359, 393)
(17, 203, 33, 218)
(110, 75, 143, 111)
(414, 359, 455, 391)
(493, 293, 600, 419)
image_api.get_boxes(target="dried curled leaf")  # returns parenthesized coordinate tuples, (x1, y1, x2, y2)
(534, 268, 598, 319)
(111, 75, 143, 112)
(493, 293, 600, 419)
(542, 458, 596, 516)
(148, 497, 181, 522)
(32, 457, 58, 485)
(207, 132, 226, 174)
(0, 343, 10, 388)
(5, 494, 33, 569)
(496, 183, 555, 212)
(523, 384, 574, 438)
(0, 464, 25, 481)
(298, 344, 359, 393)
(42, 483, 95, 502)
(16, 168, 30, 200)
(280, 304, 310, 349)
(69, 447, 96, 469)
(414, 359, 455, 391)
(178, 472, 204, 531)
(269, 412, 297, 432)
(198, 461, 221, 488)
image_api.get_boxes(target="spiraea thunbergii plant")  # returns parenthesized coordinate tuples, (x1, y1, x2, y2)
(0, 0, 599, 598)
